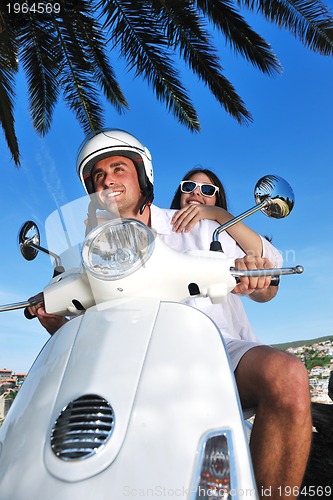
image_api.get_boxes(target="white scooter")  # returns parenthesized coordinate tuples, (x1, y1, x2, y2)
(0, 176, 302, 500)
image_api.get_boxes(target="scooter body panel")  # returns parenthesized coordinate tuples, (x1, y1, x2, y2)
(0, 299, 257, 499)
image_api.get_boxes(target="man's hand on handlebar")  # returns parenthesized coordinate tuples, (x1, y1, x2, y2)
(232, 255, 278, 303)
(27, 293, 68, 335)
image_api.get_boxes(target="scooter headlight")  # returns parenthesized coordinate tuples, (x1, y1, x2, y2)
(82, 218, 155, 280)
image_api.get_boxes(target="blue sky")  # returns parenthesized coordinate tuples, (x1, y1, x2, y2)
(1, 12, 333, 373)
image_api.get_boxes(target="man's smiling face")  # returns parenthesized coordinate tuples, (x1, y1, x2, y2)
(91, 156, 144, 217)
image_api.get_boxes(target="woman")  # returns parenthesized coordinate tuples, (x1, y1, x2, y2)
(169, 167, 280, 344)
(170, 168, 263, 257)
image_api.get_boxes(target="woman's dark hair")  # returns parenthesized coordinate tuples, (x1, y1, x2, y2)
(170, 168, 228, 210)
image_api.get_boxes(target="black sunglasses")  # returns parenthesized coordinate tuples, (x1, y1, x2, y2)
(180, 180, 219, 197)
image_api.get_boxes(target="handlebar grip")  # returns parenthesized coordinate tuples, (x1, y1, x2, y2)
(24, 307, 35, 320)
(270, 276, 280, 286)
(235, 275, 280, 286)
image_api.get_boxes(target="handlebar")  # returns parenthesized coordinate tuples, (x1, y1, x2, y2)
(0, 293, 44, 319)
(0, 296, 42, 313)
(0, 266, 303, 316)
(230, 265, 304, 279)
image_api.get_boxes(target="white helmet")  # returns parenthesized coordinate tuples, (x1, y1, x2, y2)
(76, 129, 154, 208)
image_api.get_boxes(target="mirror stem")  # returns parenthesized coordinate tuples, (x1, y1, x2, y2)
(211, 199, 270, 247)
(25, 237, 63, 268)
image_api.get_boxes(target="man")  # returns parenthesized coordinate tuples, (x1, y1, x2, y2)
(28, 129, 311, 499)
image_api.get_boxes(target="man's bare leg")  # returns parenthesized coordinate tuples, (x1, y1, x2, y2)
(235, 345, 312, 500)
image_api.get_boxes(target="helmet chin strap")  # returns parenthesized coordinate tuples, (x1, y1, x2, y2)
(140, 186, 154, 215)
(85, 199, 99, 236)
(140, 198, 151, 215)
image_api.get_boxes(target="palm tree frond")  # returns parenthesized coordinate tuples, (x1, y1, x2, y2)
(101, 0, 201, 130)
(195, 0, 282, 74)
(2, 0, 333, 162)
(61, 71, 105, 133)
(239, 0, 333, 55)
(52, 6, 106, 132)
(0, 81, 20, 165)
(0, 11, 20, 164)
(149, 0, 253, 123)
(18, 13, 62, 134)
(73, 5, 129, 113)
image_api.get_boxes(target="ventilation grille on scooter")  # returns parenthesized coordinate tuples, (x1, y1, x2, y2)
(50, 394, 115, 461)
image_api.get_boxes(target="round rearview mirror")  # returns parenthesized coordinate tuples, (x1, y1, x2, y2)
(254, 175, 295, 219)
(18, 221, 40, 261)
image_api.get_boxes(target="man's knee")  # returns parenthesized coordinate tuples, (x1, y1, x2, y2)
(236, 346, 311, 413)
(260, 349, 310, 413)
